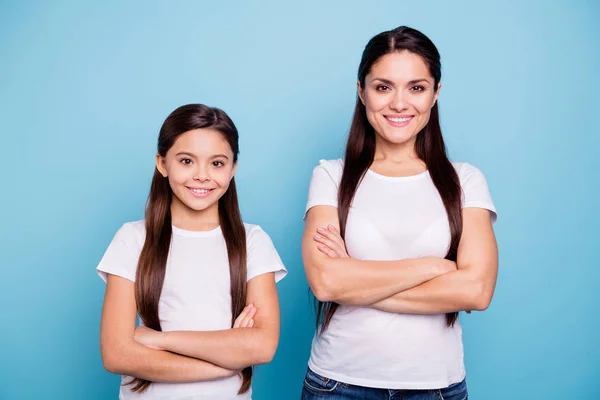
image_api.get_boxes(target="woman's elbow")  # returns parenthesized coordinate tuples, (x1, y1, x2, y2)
(472, 296, 492, 311)
(312, 284, 335, 303)
(306, 265, 338, 302)
(469, 281, 494, 311)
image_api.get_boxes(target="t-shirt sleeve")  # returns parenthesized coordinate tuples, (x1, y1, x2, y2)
(459, 163, 498, 223)
(246, 226, 287, 283)
(304, 159, 342, 219)
(96, 223, 142, 283)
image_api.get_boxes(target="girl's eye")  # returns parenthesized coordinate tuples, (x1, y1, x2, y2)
(212, 161, 224, 167)
(180, 158, 193, 165)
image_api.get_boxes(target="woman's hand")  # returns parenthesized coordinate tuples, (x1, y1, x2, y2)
(313, 225, 349, 258)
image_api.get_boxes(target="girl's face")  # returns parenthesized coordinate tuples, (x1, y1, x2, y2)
(359, 50, 440, 150)
(156, 128, 236, 220)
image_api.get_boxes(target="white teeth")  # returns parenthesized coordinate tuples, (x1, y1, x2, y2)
(388, 117, 411, 123)
(190, 188, 211, 194)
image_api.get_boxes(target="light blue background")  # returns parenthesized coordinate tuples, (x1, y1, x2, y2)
(1, 1, 598, 399)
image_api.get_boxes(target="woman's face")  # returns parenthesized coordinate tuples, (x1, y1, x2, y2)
(359, 50, 440, 149)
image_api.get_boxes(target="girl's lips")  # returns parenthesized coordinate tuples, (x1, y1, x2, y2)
(186, 187, 215, 198)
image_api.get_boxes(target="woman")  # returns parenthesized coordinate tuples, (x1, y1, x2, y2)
(302, 26, 497, 399)
(97, 104, 286, 399)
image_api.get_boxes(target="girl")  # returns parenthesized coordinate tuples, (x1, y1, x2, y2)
(302, 26, 498, 399)
(97, 104, 286, 399)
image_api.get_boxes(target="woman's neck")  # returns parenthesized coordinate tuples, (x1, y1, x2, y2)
(371, 137, 426, 176)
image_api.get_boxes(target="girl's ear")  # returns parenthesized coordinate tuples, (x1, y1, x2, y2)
(156, 154, 168, 177)
(230, 161, 238, 180)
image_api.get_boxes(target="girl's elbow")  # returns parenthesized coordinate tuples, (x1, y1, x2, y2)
(253, 335, 279, 365)
(100, 339, 131, 375)
(255, 347, 276, 365)
(101, 350, 124, 374)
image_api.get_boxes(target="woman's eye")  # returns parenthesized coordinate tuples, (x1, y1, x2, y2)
(376, 85, 390, 91)
(180, 158, 192, 165)
(411, 85, 425, 92)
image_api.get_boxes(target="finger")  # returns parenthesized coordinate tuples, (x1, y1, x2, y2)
(318, 244, 339, 258)
(320, 227, 349, 257)
(314, 234, 343, 254)
(233, 305, 251, 328)
(315, 236, 346, 257)
(317, 229, 347, 254)
(243, 306, 257, 327)
(233, 306, 248, 328)
(316, 227, 344, 247)
(248, 319, 254, 328)
(327, 224, 340, 234)
(240, 305, 257, 328)
(240, 307, 257, 328)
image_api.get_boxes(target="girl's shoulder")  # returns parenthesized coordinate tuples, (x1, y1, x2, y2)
(315, 158, 344, 174)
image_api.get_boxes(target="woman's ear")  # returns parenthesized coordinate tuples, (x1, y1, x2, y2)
(357, 80, 366, 106)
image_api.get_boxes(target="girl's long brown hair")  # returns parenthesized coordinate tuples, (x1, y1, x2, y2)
(317, 26, 463, 333)
(129, 104, 252, 394)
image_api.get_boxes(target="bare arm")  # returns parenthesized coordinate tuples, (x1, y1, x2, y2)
(371, 208, 498, 313)
(303, 205, 455, 306)
(139, 273, 281, 370)
(100, 274, 236, 382)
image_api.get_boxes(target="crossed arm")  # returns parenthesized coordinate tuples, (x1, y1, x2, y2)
(100, 272, 280, 382)
(302, 205, 498, 314)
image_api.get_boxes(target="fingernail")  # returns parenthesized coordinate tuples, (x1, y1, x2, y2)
(314, 234, 322, 239)
(328, 225, 335, 231)
(317, 227, 326, 232)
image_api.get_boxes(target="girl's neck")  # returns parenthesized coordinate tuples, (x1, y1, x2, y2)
(170, 198, 220, 232)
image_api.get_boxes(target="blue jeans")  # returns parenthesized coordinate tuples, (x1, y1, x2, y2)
(301, 368, 468, 400)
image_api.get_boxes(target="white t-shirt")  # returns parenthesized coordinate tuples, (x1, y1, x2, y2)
(305, 159, 497, 390)
(97, 221, 287, 400)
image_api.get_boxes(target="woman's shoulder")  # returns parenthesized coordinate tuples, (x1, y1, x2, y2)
(311, 158, 344, 183)
(451, 161, 486, 181)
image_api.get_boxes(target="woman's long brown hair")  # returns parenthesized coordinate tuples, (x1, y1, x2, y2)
(129, 104, 252, 394)
(317, 26, 463, 333)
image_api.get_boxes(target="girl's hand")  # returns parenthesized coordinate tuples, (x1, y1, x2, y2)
(233, 303, 257, 328)
(134, 325, 165, 350)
